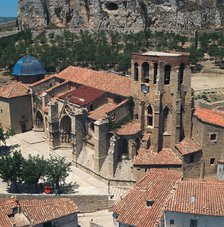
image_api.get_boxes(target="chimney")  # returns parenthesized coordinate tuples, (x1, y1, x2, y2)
(146, 200, 154, 207)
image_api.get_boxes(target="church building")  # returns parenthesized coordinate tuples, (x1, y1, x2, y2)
(1, 51, 224, 183)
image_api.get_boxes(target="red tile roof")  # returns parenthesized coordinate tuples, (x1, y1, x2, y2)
(116, 120, 141, 136)
(0, 81, 30, 98)
(58, 86, 105, 106)
(0, 197, 79, 226)
(194, 107, 224, 127)
(0, 211, 11, 227)
(88, 99, 128, 120)
(89, 103, 117, 120)
(113, 169, 182, 227)
(133, 147, 182, 166)
(166, 179, 224, 216)
(175, 137, 201, 156)
(56, 66, 131, 97)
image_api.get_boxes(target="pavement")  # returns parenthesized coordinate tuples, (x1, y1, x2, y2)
(78, 210, 118, 227)
(0, 131, 108, 195)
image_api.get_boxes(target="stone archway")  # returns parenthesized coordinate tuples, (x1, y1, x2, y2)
(60, 115, 72, 146)
(35, 111, 44, 131)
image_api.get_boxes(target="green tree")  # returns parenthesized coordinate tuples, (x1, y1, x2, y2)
(0, 125, 14, 146)
(0, 150, 25, 192)
(21, 155, 48, 191)
(187, 46, 204, 64)
(46, 156, 71, 190)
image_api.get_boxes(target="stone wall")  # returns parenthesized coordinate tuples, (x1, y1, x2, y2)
(10, 95, 33, 134)
(0, 97, 11, 131)
(18, 0, 224, 32)
(0, 95, 32, 134)
(192, 116, 224, 177)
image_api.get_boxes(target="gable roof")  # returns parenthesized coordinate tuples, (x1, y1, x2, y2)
(133, 147, 182, 166)
(56, 66, 131, 97)
(58, 86, 105, 106)
(166, 179, 224, 216)
(113, 169, 182, 227)
(0, 81, 30, 98)
(116, 120, 141, 136)
(175, 137, 201, 156)
(0, 197, 79, 226)
(194, 107, 224, 127)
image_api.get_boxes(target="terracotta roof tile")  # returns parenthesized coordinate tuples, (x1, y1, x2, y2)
(0, 197, 79, 226)
(116, 120, 141, 136)
(58, 86, 105, 106)
(88, 99, 128, 120)
(133, 147, 182, 166)
(0, 81, 30, 98)
(56, 66, 131, 97)
(175, 137, 201, 156)
(0, 212, 11, 227)
(166, 179, 224, 216)
(88, 103, 117, 120)
(113, 169, 182, 227)
(194, 107, 224, 127)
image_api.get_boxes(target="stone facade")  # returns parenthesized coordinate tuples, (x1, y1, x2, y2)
(130, 52, 192, 152)
(0, 89, 33, 134)
(18, 0, 224, 32)
(29, 51, 205, 184)
(2, 51, 224, 185)
(30, 74, 133, 183)
(192, 104, 224, 177)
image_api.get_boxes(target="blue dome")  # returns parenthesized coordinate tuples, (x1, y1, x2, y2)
(12, 55, 46, 76)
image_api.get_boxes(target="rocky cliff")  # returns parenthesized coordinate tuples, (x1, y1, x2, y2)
(18, 0, 224, 32)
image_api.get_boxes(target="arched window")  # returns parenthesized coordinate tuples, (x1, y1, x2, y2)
(154, 63, 158, 84)
(142, 62, 149, 83)
(60, 115, 71, 133)
(163, 106, 171, 133)
(179, 63, 185, 84)
(60, 115, 72, 144)
(147, 105, 153, 126)
(164, 65, 171, 85)
(134, 63, 138, 81)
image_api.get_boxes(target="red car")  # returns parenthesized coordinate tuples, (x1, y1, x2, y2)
(43, 185, 53, 194)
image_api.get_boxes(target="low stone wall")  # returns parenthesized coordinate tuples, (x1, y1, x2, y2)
(90, 222, 103, 227)
(0, 194, 109, 213)
(74, 161, 135, 188)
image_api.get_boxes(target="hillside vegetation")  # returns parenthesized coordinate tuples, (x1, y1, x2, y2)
(0, 29, 223, 74)
(0, 17, 16, 24)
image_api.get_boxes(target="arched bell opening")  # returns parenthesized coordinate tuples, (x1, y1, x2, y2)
(164, 65, 171, 85)
(134, 62, 139, 81)
(142, 62, 149, 83)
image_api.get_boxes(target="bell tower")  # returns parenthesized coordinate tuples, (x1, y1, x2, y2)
(130, 51, 193, 152)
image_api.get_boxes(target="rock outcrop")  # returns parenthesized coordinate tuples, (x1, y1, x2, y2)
(18, 0, 224, 32)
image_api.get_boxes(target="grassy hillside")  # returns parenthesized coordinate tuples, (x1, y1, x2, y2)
(0, 17, 16, 24)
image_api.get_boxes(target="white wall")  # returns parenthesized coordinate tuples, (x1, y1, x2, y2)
(164, 211, 224, 227)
